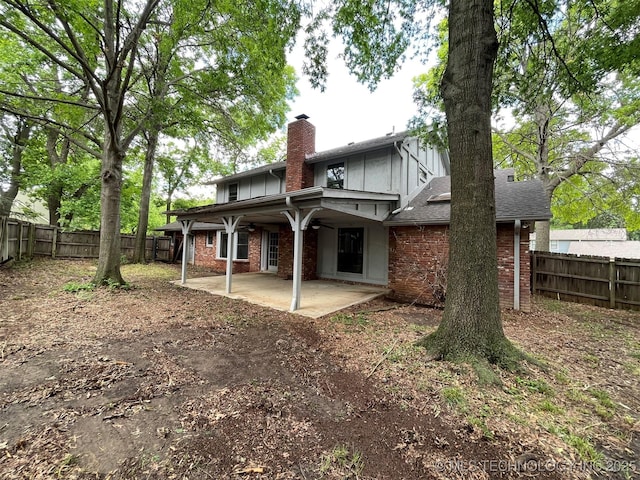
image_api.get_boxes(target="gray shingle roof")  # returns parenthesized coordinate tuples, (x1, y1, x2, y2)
(385, 170, 551, 225)
(204, 161, 286, 185)
(306, 131, 409, 164)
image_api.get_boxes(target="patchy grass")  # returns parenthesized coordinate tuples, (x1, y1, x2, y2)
(1, 259, 639, 479)
(319, 444, 364, 479)
(324, 293, 640, 479)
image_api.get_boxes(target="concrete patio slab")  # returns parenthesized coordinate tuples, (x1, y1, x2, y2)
(173, 273, 390, 318)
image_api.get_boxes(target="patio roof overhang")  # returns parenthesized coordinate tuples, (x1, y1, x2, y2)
(175, 186, 400, 225)
(174, 187, 399, 314)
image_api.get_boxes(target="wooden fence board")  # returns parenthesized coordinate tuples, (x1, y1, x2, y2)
(0, 217, 170, 263)
(532, 252, 640, 311)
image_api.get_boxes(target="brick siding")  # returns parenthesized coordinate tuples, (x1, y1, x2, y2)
(388, 224, 532, 311)
(193, 230, 262, 274)
(277, 225, 318, 280)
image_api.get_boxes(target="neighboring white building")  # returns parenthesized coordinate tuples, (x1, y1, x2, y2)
(10, 192, 48, 223)
(530, 228, 640, 259)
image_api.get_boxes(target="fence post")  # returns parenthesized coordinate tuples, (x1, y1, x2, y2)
(27, 222, 35, 258)
(51, 226, 58, 258)
(0, 216, 7, 261)
(17, 221, 24, 260)
(609, 259, 616, 309)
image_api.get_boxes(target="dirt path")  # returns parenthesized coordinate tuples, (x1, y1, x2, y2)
(1, 259, 637, 479)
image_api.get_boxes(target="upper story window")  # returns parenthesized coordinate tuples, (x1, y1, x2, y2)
(327, 162, 344, 189)
(228, 183, 238, 201)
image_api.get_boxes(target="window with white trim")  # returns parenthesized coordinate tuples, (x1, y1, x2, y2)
(217, 231, 249, 260)
(327, 162, 344, 189)
(206, 231, 215, 247)
(228, 183, 238, 201)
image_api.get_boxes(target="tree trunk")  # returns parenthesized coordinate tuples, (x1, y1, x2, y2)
(0, 119, 32, 217)
(93, 126, 125, 285)
(166, 195, 173, 225)
(44, 130, 71, 227)
(418, 0, 519, 368)
(133, 130, 159, 263)
(47, 192, 62, 226)
(534, 220, 550, 251)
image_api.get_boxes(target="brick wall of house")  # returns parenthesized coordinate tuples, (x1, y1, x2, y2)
(388, 223, 532, 311)
(277, 226, 318, 280)
(496, 223, 532, 312)
(193, 230, 262, 274)
(286, 116, 315, 192)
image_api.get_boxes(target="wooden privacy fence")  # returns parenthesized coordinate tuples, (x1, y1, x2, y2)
(531, 251, 640, 311)
(1, 217, 171, 263)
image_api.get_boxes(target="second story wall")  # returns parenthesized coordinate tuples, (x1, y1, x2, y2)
(215, 168, 285, 204)
(312, 137, 448, 205)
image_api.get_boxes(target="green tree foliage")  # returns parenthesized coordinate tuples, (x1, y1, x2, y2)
(0, 0, 302, 281)
(412, 1, 640, 251)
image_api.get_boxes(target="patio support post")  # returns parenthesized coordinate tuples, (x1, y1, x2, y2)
(222, 215, 243, 294)
(282, 203, 321, 312)
(180, 219, 195, 284)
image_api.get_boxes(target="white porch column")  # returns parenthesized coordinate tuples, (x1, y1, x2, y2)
(221, 215, 243, 294)
(180, 219, 195, 284)
(282, 204, 321, 312)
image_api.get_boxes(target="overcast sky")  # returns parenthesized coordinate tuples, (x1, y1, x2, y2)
(285, 42, 430, 152)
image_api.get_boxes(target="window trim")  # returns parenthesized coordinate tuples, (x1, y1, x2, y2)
(216, 231, 249, 261)
(205, 231, 215, 247)
(326, 162, 345, 189)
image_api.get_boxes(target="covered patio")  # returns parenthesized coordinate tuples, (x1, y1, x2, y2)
(173, 186, 398, 314)
(173, 272, 390, 318)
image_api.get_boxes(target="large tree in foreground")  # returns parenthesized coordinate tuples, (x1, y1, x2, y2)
(413, 0, 518, 367)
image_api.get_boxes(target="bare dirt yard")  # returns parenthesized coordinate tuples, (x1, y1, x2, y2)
(0, 259, 638, 479)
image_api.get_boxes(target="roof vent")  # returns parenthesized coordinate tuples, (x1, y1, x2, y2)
(507, 174, 515, 182)
(295, 113, 310, 120)
(427, 192, 451, 203)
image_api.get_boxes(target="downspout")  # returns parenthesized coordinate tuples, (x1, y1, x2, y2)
(514, 219, 521, 310)
(269, 168, 282, 192)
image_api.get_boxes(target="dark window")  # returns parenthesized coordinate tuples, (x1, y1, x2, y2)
(219, 232, 229, 258)
(218, 232, 248, 260)
(236, 232, 249, 260)
(337, 227, 363, 274)
(228, 183, 238, 201)
(327, 162, 344, 189)
(206, 231, 214, 247)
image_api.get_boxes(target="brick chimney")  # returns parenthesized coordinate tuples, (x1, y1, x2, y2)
(286, 114, 316, 191)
